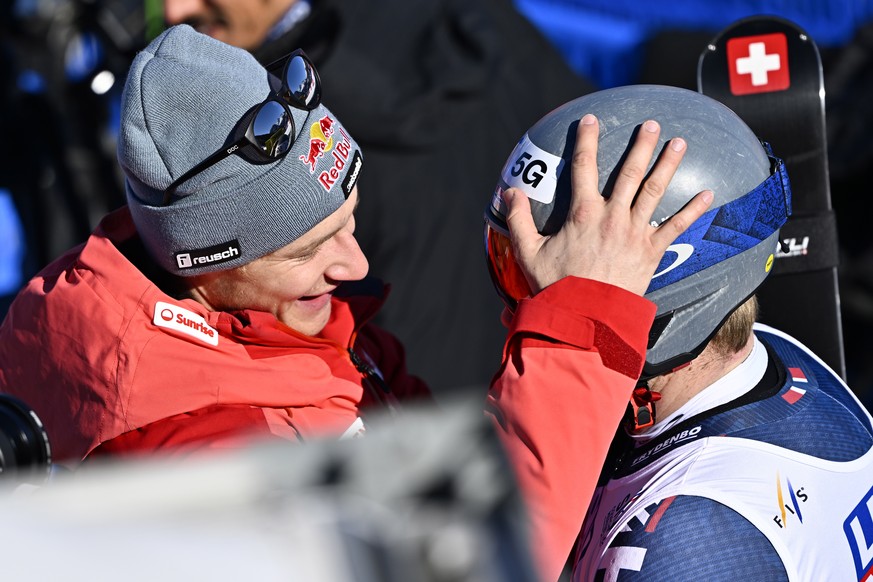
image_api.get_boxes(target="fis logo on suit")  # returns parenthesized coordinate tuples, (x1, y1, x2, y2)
(772, 472, 807, 529)
(844, 483, 873, 580)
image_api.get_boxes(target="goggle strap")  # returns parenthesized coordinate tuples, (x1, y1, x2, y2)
(646, 151, 792, 293)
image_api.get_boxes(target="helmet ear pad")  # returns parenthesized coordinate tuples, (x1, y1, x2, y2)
(484, 85, 790, 375)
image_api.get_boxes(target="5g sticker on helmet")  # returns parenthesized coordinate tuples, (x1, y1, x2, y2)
(499, 134, 564, 204)
(510, 153, 547, 187)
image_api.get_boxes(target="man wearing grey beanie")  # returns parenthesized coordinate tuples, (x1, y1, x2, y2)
(0, 24, 711, 580)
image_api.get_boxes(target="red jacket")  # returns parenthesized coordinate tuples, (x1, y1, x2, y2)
(0, 207, 655, 581)
(0, 207, 431, 463)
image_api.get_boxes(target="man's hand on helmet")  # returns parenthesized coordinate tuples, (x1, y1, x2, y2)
(502, 114, 714, 297)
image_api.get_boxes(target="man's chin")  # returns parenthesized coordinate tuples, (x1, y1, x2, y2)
(282, 295, 333, 336)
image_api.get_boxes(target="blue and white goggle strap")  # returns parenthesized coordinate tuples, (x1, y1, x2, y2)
(646, 141, 792, 294)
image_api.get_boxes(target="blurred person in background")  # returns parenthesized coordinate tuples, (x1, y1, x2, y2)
(1, 0, 148, 315)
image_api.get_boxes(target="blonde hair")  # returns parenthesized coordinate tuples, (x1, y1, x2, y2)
(710, 296, 758, 355)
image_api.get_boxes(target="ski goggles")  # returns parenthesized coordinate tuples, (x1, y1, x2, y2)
(162, 49, 322, 206)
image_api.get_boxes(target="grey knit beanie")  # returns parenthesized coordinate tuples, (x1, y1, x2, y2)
(118, 24, 363, 276)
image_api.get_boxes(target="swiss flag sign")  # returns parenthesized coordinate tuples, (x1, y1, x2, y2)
(727, 33, 790, 95)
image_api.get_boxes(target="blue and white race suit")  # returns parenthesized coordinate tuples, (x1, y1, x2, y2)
(574, 324, 873, 581)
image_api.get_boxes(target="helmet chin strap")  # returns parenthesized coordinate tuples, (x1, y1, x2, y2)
(629, 379, 661, 431)
(628, 361, 693, 431)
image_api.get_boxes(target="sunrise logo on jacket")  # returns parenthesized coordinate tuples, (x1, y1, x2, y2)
(153, 301, 219, 346)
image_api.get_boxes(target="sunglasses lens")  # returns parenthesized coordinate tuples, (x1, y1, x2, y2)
(251, 100, 294, 157)
(284, 54, 320, 109)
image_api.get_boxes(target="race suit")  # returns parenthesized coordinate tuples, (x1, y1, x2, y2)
(0, 206, 656, 581)
(574, 323, 873, 581)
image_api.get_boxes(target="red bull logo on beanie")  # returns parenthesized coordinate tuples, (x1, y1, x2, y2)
(299, 115, 335, 172)
(174, 239, 241, 270)
(298, 115, 360, 196)
(318, 127, 355, 193)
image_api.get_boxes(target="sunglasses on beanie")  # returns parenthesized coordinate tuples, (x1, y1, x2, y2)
(162, 49, 321, 206)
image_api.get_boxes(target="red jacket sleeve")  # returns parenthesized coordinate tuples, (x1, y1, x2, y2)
(86, 404, 287, 461)
(486, 276, 656, 581)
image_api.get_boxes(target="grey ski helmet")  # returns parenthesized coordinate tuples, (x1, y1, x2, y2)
(484, 85, 792, 378)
